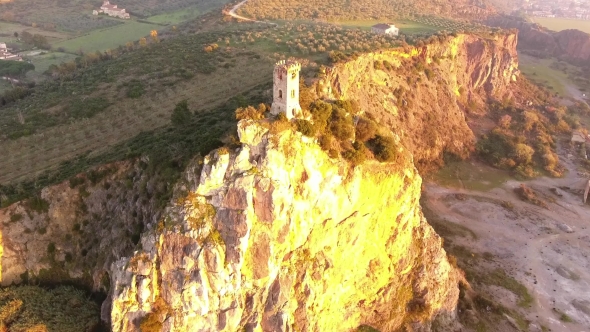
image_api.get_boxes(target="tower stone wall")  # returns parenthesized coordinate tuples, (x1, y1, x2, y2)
(270, 60, 302, 119)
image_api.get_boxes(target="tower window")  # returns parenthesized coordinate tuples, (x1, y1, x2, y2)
(291, 90, 295, 98)
(291, 72, 296, 79)
(279, 90, 283, 99)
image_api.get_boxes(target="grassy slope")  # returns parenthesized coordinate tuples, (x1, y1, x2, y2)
(531, 17, 590, 34)
(519, 55, 571, 97)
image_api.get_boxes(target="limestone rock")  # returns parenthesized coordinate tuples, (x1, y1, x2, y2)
(109, 121, 460, 331)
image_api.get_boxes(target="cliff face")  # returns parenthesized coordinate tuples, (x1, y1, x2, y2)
(316, 33, 519, 169)
(109, 120, 459, 332)
(487, 15, 590, 65)
(0, 161, 161, 290)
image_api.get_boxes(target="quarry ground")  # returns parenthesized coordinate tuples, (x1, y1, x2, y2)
(425, 143, 590, 332)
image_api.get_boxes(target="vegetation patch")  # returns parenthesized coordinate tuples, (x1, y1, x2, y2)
(0, 285, 101, 332)
(476, 100, 567, 179)
(514, 184, 548, 209)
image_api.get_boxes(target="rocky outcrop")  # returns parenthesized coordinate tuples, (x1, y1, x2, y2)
(316, 33, 519, 169)
(0, 161, 162, 290)
(109, 120, 460, 331)
(488, 15, 590, 65)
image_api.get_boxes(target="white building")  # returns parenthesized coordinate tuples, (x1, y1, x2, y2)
(270, 60, 302, 120)
(0, 43, 22, 61)
(93, 1, 130, 19)
(371, 23, 399, 36)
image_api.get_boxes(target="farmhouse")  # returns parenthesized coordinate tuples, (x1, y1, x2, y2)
(93, 1, 130, 19)
(0, 43, 22, 61)
(371, 23, 399, 36)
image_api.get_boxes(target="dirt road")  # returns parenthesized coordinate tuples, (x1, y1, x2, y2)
(226, 0, 276, 25)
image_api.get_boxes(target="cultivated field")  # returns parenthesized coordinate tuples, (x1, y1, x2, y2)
(52, 21, 162, 53)
(531, 17, 590, 33)
(0, 21, 70, 46)
(0, 31, 273, 185)
(145, 7, 203, 24)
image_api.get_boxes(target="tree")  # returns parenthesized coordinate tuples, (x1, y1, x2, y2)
(171, 100, 191, 126)
(150, 30, 158, 43)
(512, 143, 534, 165)
(0, 61, 35, 77)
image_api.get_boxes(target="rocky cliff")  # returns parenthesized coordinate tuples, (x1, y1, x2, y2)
(0, 31, 521, 332)
(109, 120, 459, 332)
(316, 33, 519, 170)
(487, 15, 590, 65)
(0, 161, 162, 290)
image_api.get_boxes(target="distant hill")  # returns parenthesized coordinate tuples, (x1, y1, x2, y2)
(237, 0, 497, 22)
(488, 15, 590, 66)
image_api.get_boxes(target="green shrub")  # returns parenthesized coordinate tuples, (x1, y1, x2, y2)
(334, 100, 360, 115)
(26, 196, 50, 213)
(369, 135, 398, 162)
(342, 141, 367, 166)
(329, 108, 354, 141)
(295, 119, 316, 137)
(68, 176, 85, 188)
(126, 80, 145, 98)
(47, 243, 56, 255)
(355, 117, 377, 142)
(9, 213, 23, 223)
(171, 100, 192, 126)
(511, 143, 534, 165)
(310, 100, 333, 134)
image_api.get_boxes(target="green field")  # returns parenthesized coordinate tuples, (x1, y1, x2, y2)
(146, 8, 201, 24)
(531, 17, 590, 33)
(29, 52, 78, 73)
(52, 21, 161, 53)
(519, 55, 577, 97)
(0, 21, 71, 46)
(336, 19, 439, 34)
(429, 160, 510, 191)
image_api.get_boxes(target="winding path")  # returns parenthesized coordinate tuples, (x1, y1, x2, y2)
(225, 0, 276, 25)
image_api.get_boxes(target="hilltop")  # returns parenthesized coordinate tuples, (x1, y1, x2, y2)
(236, 0, 496, 22)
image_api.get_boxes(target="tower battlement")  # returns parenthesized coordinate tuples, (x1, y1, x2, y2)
(270, 60, 302, 120)
(274, 60, 301, 72)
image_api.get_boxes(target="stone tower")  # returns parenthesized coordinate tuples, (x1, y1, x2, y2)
(270, 60, 302, 119)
